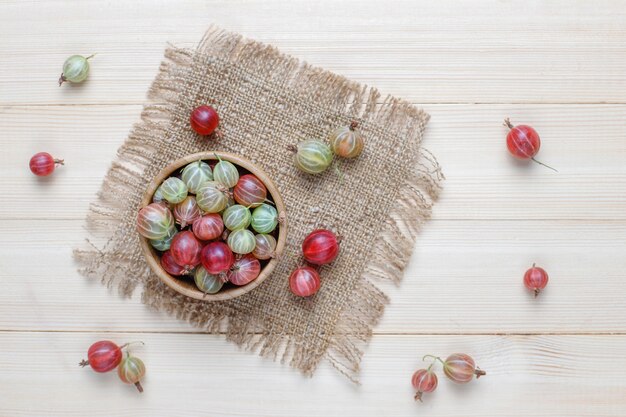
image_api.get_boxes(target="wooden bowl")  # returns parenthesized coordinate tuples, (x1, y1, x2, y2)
(138, 152, 287, 301)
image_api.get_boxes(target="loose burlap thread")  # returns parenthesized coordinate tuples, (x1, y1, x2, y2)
(75, 26, 443, 383)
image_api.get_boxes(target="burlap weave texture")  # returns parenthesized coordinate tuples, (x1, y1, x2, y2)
(76, 27, 442, 382)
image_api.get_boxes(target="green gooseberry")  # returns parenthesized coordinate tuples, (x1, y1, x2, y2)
(227, 229, 256, 254)
(181, 160, 213, 194)
(59, 54, 93, 86)
(293, 139, 333, 174)
(196, 181, 228, 213)
(251, 203, 278, 234)
(149, 225, 177, 251)
(160, 177, 188, 204)
(213, 156, 239, 188)
(194, 266, 224, 294)
(222, 205, 251, 231)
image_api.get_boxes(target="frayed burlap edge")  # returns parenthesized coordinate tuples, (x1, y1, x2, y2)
(74, 26, 443, 383)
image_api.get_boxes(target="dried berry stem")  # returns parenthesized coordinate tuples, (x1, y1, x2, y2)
(287, 144, 298, 153)
(349, 121, 359, 131)
(475, 368, 486, 378)
(134, 381, 144, 393)
(534, 288, 540, 298)
(54, 159, 65, 166)
(79, 359, 89, 367)
(531, 157, 558, 172)
(503, 118, 514, 130)
(58, 74, 67, 87)
(414, 391, 423, 402)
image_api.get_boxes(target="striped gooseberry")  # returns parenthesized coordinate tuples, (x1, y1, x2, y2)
(192, 213, 224, 241)
(190, 105, 219, 136)
(213, 155, 239, 188)
(29, 152, 64, 176)
(504, 118, 556, 172)
(78, 340, 122, 373)
(227, 229, 256, 255)
(170, 231, 202, 272)
(160, 250, 187, 276)
(227, 254, 261, 286)
(149, 226, 177, 251)
(251, 203, 278, 234)
(222, 204, 251, 231)
(411, 368, 438, 402)
(291, 139, 333, 174)
(160, 177, 188, 204)
(441, 353, 486, 383)
(173, 196, 202, 228)
(181, 160, 213, 193)
(117, 352, 146, 393)
(302, 229, 340, 265)
(289, 266, 321, 297)
(233, 174, 267, 207)
(252, 234, 277, 260)
(152, 185, 166, 204)
(196, 181, 229, 213)
(201, 241, 235, 274)
(137, 203, 175, 240)
(194, 266, 224, 294)
(59, 54, 93, 86)
(524, 263, 549, 297)
(329, 121, 364, 158)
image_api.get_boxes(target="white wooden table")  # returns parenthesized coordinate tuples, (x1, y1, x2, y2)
(1, 1, 625, 415)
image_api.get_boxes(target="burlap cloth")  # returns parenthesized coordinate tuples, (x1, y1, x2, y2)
(75, 27, 443, 382)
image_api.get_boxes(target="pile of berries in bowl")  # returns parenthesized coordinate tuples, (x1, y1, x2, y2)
(136, 152, 287, 301)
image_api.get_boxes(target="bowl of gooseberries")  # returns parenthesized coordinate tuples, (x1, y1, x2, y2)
(137, 152, 287, 301)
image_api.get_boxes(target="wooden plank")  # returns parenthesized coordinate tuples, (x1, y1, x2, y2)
(2, 219, 624, 334)
(1, 332, 625, 416)
(2, 104, 625, 220)
(1, 0, 626, 105)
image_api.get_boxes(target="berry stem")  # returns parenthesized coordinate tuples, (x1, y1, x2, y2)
(534, 288, 540, 298)
(134, 381, 144, 393)
(503, 118, 514, 130)
(54, 159, 65, 166)
(58, 74, 67, 87)
(531, 157, 558, 172)
(422, 354, 445, 367)
(414, 391, 423, 402)
(287, 144, 298, 153)
(85, 54, 96, 60)
(475, 368, 486, 378)
(120, 341, 145, 350)
(349, 121, 359, 131)
(78, 359, 89, 367)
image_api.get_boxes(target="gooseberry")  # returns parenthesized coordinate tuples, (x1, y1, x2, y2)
(291, 140, 333, 174)
(504, 118, 556, 172)
(213, 155, 239, 188)
(181, 160, 213, 193)
(160, 177, 188, 204)
(78, 340, 122, 373)
(137, 203, 175, 240)
(302, 229, 339, 265)
(59, 54, 93, 86)
(250, 203, 278, 234)
(443, 353, 486, 383)
(227, 254, 261, 286)
(29, 152, 64, 177)
(233, 174, 267, 207)
(117, 353, 146, 393)
(252, 234, 277, 260)
(201, 241, 235, 274)
(222, 204, 251, 231)
(192, 213, 224, 241)
(149, 225, 177, 251)
(329, 121, 364, 158)
(152, 185, 166, 204)
(194, 266, 224, 294)
(170, 231, 202, 272)
(227, 229, 256, 254)
(524, 263, 549, 297)
(411, 368, 438, 402)
(196, 181, 229, 213)
(289, 266, 321, 297)
(173, 196, 202, 228)
(190, 105, 220, 136)
(160, 250, 187, 276)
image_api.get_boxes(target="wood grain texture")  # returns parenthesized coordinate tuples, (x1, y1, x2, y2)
(2, 104, 626, 220)
(1, 0, 625, 415)
(1, 332, 625, 416)
(1, 0, 626, 105)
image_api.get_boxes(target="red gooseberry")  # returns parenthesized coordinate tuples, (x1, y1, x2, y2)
(524, 263, 549, 297)
(29, 152, 64, 176)
(302, 229, 340, 265)
(190, 105, 219, 136)
(79, 340, 122, 373)
(192, 213, 224, 241)
(289, 266, 321, 297)
(233, 174, 267, 207)
(443, 353, 486, 383)
(201, 241, 235, 275)
(504, 118, 557, 172)
(411, 368, 438, 402)
(228, 254, 261, 286)
(169, 231, 202, 272)
(160, 250, 187, 276)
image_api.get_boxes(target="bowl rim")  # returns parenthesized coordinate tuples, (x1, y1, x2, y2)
(138, 151, 287, 301)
